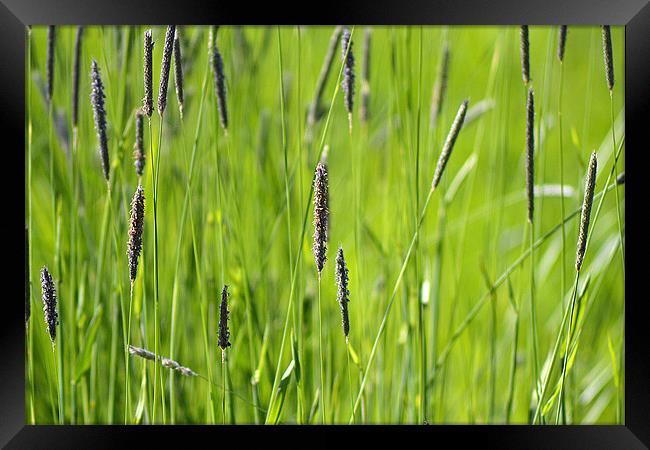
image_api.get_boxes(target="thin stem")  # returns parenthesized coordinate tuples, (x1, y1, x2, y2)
(489, 280, 497, 422)
(149, 115, 160, 423)
(531, 135, 625, 423)
(155, 114, 166, 424)
(125, 284, 134, 423)
(318, 276, 326, 423)
(432, 157, 624, 391)
(609, 92, 625, 272)
(169, 60, 211, 424)
(557, 56, 568, 421)
(558, 59, 567, 309)
(222, 351, 227, 424)
(295, 25, 306, 424)
(555, 272, 580, 424)
(415, 26, 427, 424)
(529, 221, 541, 404)
(505, 300, 520, 422)
(350, 188, 435, 423)
(26, 25, 36, 425)
(276, 28, 299, 422)
(50, 346, 59, 423)
(265, 26, 356, 423)
(346, 339, 355, 424)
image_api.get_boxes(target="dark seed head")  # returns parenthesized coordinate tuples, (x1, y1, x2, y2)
(335, 246, 350, 338)
(616, 171, 625, 185)
(520, 25, 530, 85)
(341, 28, 355, 115)
(46, 26, 55, 104)
(313, 161, 330, 274)
(40, 266, 58, 344)
(576, 152, 597, 271)
(525, 87, 535, 223)
(173, 29, 185, 117)
(134, 110, 145, 176)
(432, 99, 469, 190)
(557, 25, 567, 62)
(431, 41, 450, 129)
(72, 26, 83, 127)
(212, 42, 228, 131)
(127, 184, 145, 282)
(218, 285, 231, 351)
(90, 59, 110, 181)
(601, 25, 614, 91)
(143, 29, 154, 117)
(158, 25, 176, 116)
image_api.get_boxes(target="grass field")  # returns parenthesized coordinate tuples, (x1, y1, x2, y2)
(25, 25, 625, 424)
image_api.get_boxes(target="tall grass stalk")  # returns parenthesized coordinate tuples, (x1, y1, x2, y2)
(351, 98, 468, 422)
(432, 153, 623, 390)
(556, 26, 569, 422)
(149, 113, 162, 423)
(414, 27, 427, 423)
(276, 26, 297, 420)
(26, 25, 36, 425)
(168, 57, 211, 424)
(555, 272, 580, 424)
(265, 26, 356, 424)
(294, 26, 306, 424)
(505, 278, 520, 422)
(533, 137, 624, 423)
(557, 31, 568, 326)
(436, 30, 501, 421)
(525, 87, 541, 408)
(318, 276, 325, 423)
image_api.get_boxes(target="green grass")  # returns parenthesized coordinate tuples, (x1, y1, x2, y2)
(25, 25, 624, 424)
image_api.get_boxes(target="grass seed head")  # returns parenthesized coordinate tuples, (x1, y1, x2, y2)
(134, 110, 145, 176)
(46, 26, 55, 104)
(520, 25, 530, 85)
(558, 25, 567, 62)
(173, 29, 185, 117)
(143, 29, 154, 117)
(432, 99, 469, 190)
(157, 25, 176, 116)
(218, 285, 231, 351)
(212, 43, 228, 131)
(601, 25, 614, 91)
(40, 266, 58, 345)
(313, 161, 330, 274)
(127, 184, 145, 282)
(72, 26, 83, 127)
(90, 59, 110, 181)
(341, 28, 355, 116)
(335, 246, 350, 338)
(430, 41, 450, 128)
(526, 87, 535, 223)
(128, 344, 156, 361)
(575, 151, 597, 271)
(128, 345, 198, 377)
(307, 26, 343, 131)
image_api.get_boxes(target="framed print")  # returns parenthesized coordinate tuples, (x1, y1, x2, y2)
(2, 0, 648, 447)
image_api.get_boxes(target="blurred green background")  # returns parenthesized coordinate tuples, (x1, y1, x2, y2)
(25, 25, 624, 424)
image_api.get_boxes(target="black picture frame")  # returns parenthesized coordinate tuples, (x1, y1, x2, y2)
(3, 0, 648, 447)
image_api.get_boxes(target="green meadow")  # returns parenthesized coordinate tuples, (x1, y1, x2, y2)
(25, 25, 625, 424)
